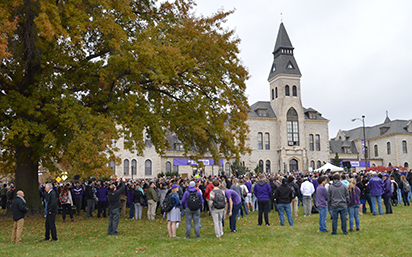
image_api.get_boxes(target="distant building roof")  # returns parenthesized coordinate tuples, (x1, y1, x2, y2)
(329, 140, 359, 154)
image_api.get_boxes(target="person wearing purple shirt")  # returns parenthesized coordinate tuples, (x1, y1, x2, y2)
(368, 172, 383, 215)
(312, 176, 319, 205)
(72, 182, 83, 215)
(254, 174, 272, 226)
(180, 181, 203, 239)
(315, 176, 328, 232)
(348, 178, 361, 231)
(96, 182, 109, 218)
(224, 189, 241, 233)
(382, 174, 393, 214)
(244, 178, 253, 212)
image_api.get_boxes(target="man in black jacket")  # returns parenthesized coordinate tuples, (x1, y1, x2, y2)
(85, 181, 95, 218)
(11, 190, 28, 243)
(107, 178, 124, 235)
(274, 178, 294, 226)
(44, 183, 58, 242)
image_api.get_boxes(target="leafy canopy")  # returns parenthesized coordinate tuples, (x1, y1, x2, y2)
(0, 0, 250, 179)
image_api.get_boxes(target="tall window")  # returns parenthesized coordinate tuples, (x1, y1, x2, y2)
(292, 85, 297, 96)
(387, 142, 391, 155)
(402, 140, 407, 153)
(271, 89, 274, 100)
(258, 132, 263, 149)
(173, 165, 179, 173)
(405, 162, 409, 168)
(285, 85, 290, 96)
(287, 108, 299, 146)
(258, 160, 264, 172)
(225, 162, 230, 173)
(317, 161, 322, 169)
(166, 161, 171, 173)
(124, 159, 129, 175)
(266, 160, 271, 173)
(309, 134, 314, 151)
(310, 160, 315, 169)
(315, 134, 321, 151)
(109, 161, 116, 174)
(264, 133, 270, 150)
(131, 159, 137, 175)
(145, 159, 152, 175)
(374, 145, 378, 157)
(275, 87, 278, 98)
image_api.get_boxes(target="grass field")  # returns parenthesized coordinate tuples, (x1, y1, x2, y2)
(1, 204, 411, 257)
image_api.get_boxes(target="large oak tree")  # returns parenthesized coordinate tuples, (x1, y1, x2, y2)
(0, 0, 250, 213)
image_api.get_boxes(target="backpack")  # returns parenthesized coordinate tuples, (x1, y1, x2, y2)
(403, 181, 411, 193)
(161, 192, 174, 213)
(212, 189, 226, 209)
(242, 186, 248, 197)
(187, 190, 201, 211)
(59, 191, 69, 204)
(135, 190, 145, 205)
(287, 184, 296, 199)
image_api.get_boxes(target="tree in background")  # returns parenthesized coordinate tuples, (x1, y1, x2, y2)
(0, 0, 250, 213)
(331, 153, 343, 167)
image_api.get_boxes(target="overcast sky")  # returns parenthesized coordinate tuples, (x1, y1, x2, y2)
(194, 0, 412, 138)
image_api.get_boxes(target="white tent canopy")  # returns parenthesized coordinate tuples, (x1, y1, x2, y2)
(314, 163, 344, 172)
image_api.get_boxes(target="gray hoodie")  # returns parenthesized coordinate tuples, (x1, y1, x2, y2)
(328, 180, 349, 208)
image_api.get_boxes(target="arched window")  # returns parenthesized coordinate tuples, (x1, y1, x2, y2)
(317, 161, 322, 169)
(405, 162, 409, 168)
(225, 162, 230, 173)
(271, 89, 274, 100)
(166, 161, 171, 173)
(124, 159, 129, 175)
(287, 108, 299, 146)
(145, 159, 152, 175)
(173, 165, 179, 173)
(275, 87, 278, 98)
(388, 162, 392, 167)
(131, 159, 137, 175)
(292, 85, 297, 96)
(374, 144, 378, 157)
(258, 160, 264, 172)
(289, 159, 298, 172)
(109, 161, 116, 174)
(264, 133, 270, 150)
(402, 140, 407, 153)
(285, 85, 290, 96)
(310, 160, 315, 169)
(387, 142, 391, 155)
(315, 134, 321, 151)
(266, 160, 271, 173)
(309, 134, 314, 151)
(258, 132, 263, 150)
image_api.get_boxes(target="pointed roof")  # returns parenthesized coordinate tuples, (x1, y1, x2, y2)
(268, 23, 301, 80)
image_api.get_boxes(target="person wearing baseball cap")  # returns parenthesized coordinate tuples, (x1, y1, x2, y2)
(167, 184, 181, 238)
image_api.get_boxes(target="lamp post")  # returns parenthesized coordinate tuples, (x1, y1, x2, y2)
(351, 115, 368, 169)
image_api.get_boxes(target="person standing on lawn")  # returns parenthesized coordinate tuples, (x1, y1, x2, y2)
(180, 181, 203, 239)
(328, 173, 349, 235)
(315, 176, 328, 232)
(300, 176, 315, 217)
(59, 185, 75, 223)
(96, 182, 109, 218)
(44, 183, 58, 242)
(208, 180, 226, 237)
(254, 174, 272, 226)
(146, 182, 158, 220)
(244, 177, 253, 212)
(382, 174, 393, 214)
(11, 190, 28, 243)
(167, 184, 181, 238)
(224, 188, 241, 233)
(107, 178, 125, 235)
(368, 172, 384, 215)
(72, 182, 83, 215)
(274, 178, 294, 226)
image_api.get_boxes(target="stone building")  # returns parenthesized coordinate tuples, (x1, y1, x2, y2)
(330, 116, 412, 170)
(111, 23, 331, 178)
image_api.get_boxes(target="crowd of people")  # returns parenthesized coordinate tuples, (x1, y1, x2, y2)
(5, 167, 412, 243)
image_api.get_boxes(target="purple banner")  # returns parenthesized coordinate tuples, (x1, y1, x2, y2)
(340, 160, 370, 168)
(173, 158, 223, 166)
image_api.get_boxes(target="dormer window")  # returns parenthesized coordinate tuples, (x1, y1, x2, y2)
(257, 109, 267, 117)
(380, 127, 389, 135)
(308, 112, 316, 119)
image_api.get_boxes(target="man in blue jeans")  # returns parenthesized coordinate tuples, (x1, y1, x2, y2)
(316, 176, 328, 232)
(274, 178, 293, 226)
(107, 178, 125, 235)
(328, 173, 349, 235)
(368, 172, 384, 215)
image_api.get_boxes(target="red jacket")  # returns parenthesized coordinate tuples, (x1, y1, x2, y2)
(204, 183, 214, 200)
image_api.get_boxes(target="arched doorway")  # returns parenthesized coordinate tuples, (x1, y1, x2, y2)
(289, 159, 298, 172)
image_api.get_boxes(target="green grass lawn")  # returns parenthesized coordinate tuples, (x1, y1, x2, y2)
(1, 204, 411, 257)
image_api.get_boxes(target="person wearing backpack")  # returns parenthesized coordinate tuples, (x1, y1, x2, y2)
(208, 180, 226, 238)
(180, 181, 203, 239)
(167, 184, 181, 238)
(59, 185, 74, 223)
(399, 175, 410, 206)
(287, 176, 300, 217)
(254, 174, 272, 226)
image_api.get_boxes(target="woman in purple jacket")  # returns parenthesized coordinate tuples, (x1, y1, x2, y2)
(348, 178, 361, 232)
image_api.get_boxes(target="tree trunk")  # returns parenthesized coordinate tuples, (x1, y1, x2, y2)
(15, 145, 42, 214)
